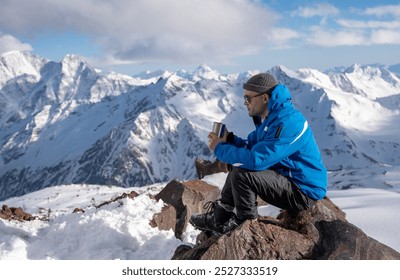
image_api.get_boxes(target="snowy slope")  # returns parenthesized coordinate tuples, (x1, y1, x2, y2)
(1, 51, 400, 201)
(0, 171, 399, 260)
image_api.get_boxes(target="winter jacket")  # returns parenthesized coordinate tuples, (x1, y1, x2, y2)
(214, 84, 327, 200)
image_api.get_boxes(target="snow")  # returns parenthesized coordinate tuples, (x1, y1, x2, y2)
(0, 171, 399, 260)
(0, 183, 184, 260)
(1, 52, 400, 269)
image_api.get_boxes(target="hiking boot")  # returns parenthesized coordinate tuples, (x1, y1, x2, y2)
(190, 200, 235, 234)
(219, 213, 259, 234)
(220, 215, 247, 234)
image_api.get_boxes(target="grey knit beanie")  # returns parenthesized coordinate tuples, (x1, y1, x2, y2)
(243, 73, 278, 93)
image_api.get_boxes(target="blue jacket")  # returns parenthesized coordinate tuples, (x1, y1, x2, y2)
(214, 84, 327, 200)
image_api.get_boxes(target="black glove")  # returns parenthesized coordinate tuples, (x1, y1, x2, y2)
(226, 132, 235, 143)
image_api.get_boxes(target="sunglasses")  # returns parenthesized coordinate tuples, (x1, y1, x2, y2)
(243, 85, 276, 104)
(244, 92, 267, 104)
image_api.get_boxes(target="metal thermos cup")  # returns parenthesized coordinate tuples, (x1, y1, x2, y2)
(212, 122, 225, 138)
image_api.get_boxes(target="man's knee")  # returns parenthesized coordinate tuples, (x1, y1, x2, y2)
(229, 167, 250, 182)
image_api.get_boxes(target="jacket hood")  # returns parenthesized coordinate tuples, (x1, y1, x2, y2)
(268, 84, 293, 114)
(252, 84, 294, 126)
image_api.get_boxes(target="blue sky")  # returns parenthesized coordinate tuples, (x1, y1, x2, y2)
(0, 0, 399, 75)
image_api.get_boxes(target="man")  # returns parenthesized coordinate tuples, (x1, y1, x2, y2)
(190, 73, 327, 235)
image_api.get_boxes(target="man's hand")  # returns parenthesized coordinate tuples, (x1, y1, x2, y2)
(208, 131, 226, 152)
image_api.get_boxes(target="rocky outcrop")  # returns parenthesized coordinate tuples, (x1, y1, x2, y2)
(153, 179, 220, 238)
(0, 205, 35, 221)
(151, 178, 400, 260)
(94, 191, 139, 208)
(195, 158, 229, 179)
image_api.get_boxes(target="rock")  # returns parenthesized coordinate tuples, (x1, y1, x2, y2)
(171, 192, 400, 260)
(73, 208, 85, 213)
(154, 179, 220, 238)
(1, 205, 35, 221)
(150, 203, 177, 231)
(195, 158, 229, 179)
(277, 198, 346, 242)
(312, 219, 400, 260)
(173, 217, 315, 260)
(95, 191, 139, 208)
(149, 173, 400, 260)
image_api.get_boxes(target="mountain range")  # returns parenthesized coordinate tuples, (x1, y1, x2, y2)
(1, 51, 399, 200)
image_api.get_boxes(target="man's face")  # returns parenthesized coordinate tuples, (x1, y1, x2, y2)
(243, 90, 269, 118)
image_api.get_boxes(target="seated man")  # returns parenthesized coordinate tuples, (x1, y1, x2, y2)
(190, 73, 327, 234)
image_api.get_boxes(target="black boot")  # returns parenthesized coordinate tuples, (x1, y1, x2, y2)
(189, 200, 235, 234)
(220, 215, 246, 234)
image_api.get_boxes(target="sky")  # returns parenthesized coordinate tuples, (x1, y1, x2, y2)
(0, 0, 400, 75)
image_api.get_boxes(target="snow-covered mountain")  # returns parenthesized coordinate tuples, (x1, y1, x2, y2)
(1, 51, 400, 200)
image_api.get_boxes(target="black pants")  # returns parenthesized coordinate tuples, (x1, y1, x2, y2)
(220, 168, 316, 220)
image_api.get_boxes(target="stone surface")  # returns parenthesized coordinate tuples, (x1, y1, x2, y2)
(195, 158, 229, 179)
(0, 205, 35, 221)
(170, 190, 400, 260)
(311, 219, 400, 260)
(154, 179, 221, 238)
(150, 203, 177, 231)
(173, 217, 315, 260)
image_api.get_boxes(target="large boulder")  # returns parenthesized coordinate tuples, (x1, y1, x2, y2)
(173, 197, 400, 260)
(163, 180, 400, 260)
(173, 216, 315, 260)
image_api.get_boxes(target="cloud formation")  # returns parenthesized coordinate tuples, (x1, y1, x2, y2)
(292, 3, 339, 18)
(294, 3, 400, 47)
(0, 33, 32, 54)
(364, 5, 400, 17)
(1, 1, 399, 69)
(0, 0, 278, 65)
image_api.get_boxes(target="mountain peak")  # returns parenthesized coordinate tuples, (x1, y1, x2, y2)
(195, 63, 213, 72)
(0, 51, 45, 85)
(59, 53, 97, 80)
(191, 64, 220, 81)
(1, 50, 25, 58)
(61, 53, 87, 63)
(132, 69, 172, 80)
(60, 54, 90, 69)
(343, 63, 388, 75)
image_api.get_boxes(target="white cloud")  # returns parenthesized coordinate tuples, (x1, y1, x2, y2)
(298, 4, 400, 48)
(0, 0, 281, 66)
(364, 5, 400, 18)
(306, 25, 400, 47)
(337, 19, 400, 29)
(270, 28, 300, 41)
(306, 27, 367, 47)
(370, 29, 400, 44)
(0, 33, 33, 54)
(268, 28, 301, 48)
(292, 3, 339, 18)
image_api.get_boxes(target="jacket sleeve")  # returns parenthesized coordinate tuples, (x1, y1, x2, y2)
(231, 134, 247, 147)
(228, 130, 257, 148)
(214, 121, 309, 171)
